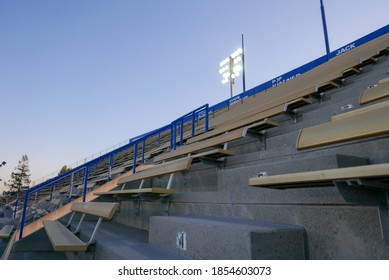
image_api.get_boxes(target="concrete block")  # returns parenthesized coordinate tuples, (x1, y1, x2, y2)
(232, 204, 389, 259)
(149, 216, 307, 259)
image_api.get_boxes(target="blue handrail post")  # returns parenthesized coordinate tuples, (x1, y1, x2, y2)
(82, 166, 89, 202)
(191, 113, 195, 138)
(170, 123, 173, 151)
(173, 123, 177, 150)
(170, 104, 209, 150)
(133, 141, 138, 174)
(180, 118, 184, 147)
(205, 104, 209, 133)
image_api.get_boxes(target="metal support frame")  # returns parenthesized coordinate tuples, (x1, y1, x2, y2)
(132, 173, 176, 216)
(166, 173, 175, 190)
(315, 81, 341, 94)
(310, 91, 325, 104)
(343, 66, 361, 78)
(379, 204, 389, 246)
(283, 105, 299, 124)
(120, 183, 127, 191)
(139, 179, 145, 189)
(85, 218, 103, 246)
(191, 141, 231, 168)
(336, 178, 389, 191)
(65, 210, 104, 246)
(73, 213, 86, 234)
(246, 129, 267, 150)
(65, 211, 76, 228)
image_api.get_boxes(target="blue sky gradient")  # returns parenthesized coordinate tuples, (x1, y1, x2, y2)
(1, 0, 388, 191)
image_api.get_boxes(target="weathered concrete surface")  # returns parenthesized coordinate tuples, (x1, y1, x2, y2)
(149, 216, 307, 259)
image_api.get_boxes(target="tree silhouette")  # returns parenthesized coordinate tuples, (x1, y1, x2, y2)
(0, 161, 5, 183)
(3, 155, 31, 194)
(58, 165, 72, 175)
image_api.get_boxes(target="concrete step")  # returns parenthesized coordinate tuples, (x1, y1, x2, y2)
(10, 221, 189, 260)
(149, 216, 307, 259)
(76, 221, 190, 260)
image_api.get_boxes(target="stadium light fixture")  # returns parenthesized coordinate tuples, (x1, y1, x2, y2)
(219, 48, 243, 98)
(219, 34, 246, 97)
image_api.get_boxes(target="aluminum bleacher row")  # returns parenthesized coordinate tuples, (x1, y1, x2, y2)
(1, 24, 389, 260)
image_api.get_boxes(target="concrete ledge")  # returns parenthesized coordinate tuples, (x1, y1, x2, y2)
(149, 216, 307, 259)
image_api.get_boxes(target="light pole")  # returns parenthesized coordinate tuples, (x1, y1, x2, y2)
(219, 47, 244, 98)
(320, 0, 330, 55)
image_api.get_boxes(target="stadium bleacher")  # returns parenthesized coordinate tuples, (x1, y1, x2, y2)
(1, 24, 389, 260)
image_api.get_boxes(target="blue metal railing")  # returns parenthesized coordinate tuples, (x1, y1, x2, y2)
(171, 104, 209, 151)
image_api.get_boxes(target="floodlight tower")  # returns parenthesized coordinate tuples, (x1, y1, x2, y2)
(219, 48, 243, 98)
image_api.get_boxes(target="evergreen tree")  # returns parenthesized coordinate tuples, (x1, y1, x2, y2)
(0, 161, 5, 183)
(58, 165, 72, 175)
(4, 155, 31, 194)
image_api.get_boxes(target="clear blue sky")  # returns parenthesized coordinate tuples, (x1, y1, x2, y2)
(1, 0, 388, 192)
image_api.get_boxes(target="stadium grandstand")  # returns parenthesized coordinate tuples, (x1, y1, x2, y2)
(1, 24, 389, 260)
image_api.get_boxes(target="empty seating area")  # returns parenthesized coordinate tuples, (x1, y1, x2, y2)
(296, 103, 389, 150)
(359, 77, 389, 104)
(95, 157, 193, 199)
(43, 202, 119, 252)
(249, 163, 389, 189)
(1, 25, 389, 260)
